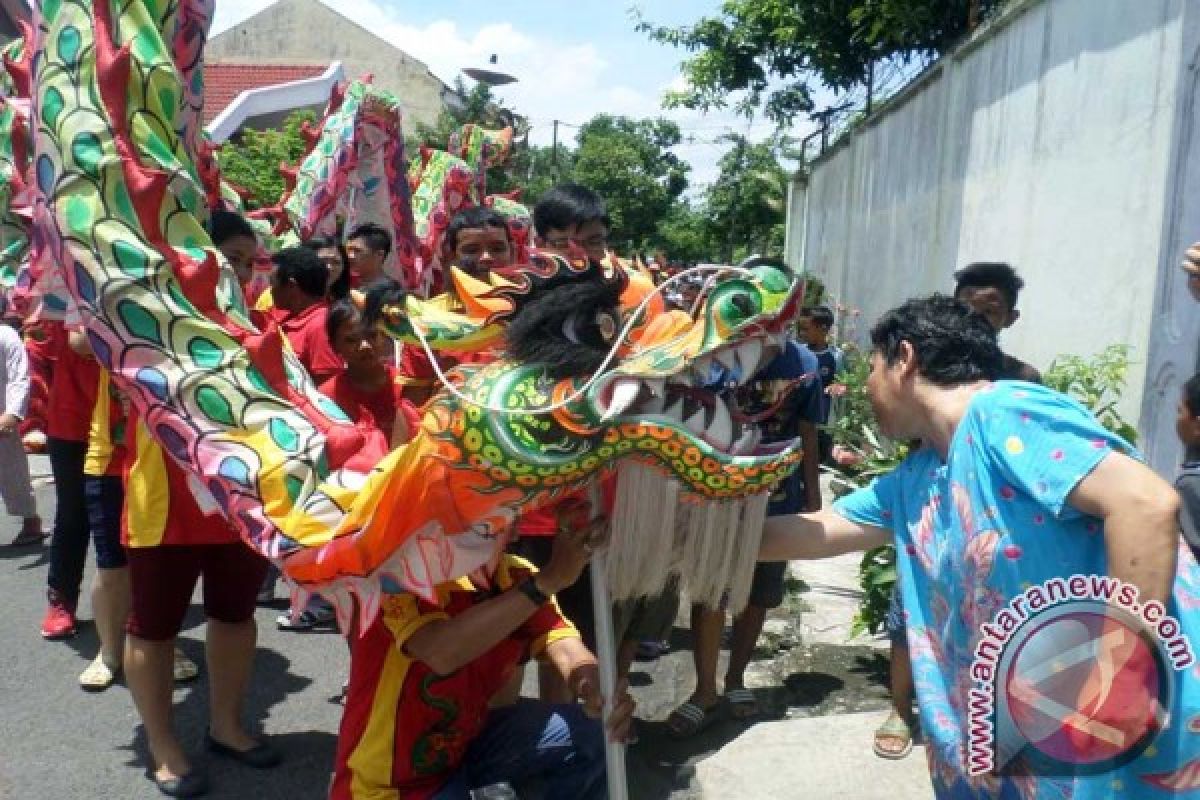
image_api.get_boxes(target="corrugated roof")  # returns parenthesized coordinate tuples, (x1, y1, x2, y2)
(203, 61, 330, 124)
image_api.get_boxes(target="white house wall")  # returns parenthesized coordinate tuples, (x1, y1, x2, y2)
(791, 0, 1190, 470)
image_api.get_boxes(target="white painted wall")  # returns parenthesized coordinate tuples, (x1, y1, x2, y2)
(788, 0, 1200, 473)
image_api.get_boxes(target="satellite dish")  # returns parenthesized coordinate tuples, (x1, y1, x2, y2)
(462, 68, 517, 86)
(463, 54, 517, 86)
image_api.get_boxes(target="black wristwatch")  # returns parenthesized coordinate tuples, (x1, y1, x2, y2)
(516, 576, 549, 607)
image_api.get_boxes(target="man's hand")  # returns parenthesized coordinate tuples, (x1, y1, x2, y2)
(1183, 242, 1200, 276)
(0, 412, 20, 435)
(570, 663, 637, 743)
(538, 499, 607, 595)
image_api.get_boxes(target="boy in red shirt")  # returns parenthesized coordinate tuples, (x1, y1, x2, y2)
(268, 246, 342, 386)
(40, 324, 99, 638)
(397, 207, 515, 405)
(331, 511, 632, 799)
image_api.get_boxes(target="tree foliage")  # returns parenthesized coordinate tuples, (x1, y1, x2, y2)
(654, 200, 716, 264)
(217, 110, 317, 209)
(705, 134, 790, 262)
(415, 78, 533, 197)
(636, 0, 1005, 124)
(570, 115, 690, 251)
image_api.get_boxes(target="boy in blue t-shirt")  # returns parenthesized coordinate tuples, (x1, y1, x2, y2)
(801, 304, 843, 464)
(666, 337, 824, 736)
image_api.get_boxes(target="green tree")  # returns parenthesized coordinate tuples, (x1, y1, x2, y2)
(654, 200, 715, 264)
(570, 114, 690, 251)
(705, 134, 791, 262)
(218, 110, 317, 209)
(636, 0, 1004, 125)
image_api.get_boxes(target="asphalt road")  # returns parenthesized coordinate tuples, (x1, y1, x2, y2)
(0, 465, 693, 800)
(0, 474, 355, 800)
(0, 462, 867, 800)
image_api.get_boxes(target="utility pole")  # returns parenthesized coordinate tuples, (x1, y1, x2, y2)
(552, 119, 560, 179)
(724, 136, 748, 264)
(968, 0, 982, 31)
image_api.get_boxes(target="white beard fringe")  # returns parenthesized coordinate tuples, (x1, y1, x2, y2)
(608, 460, 772, 616)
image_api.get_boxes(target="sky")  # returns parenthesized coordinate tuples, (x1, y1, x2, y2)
(210, 0, 808, 190)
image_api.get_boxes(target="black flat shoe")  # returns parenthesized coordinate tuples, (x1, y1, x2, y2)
(205, 733, 282, 769)
(153, 770, 209, 798)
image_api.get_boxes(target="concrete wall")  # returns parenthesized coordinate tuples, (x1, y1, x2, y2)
(207, 0, 451, 135)
(788, 0, 1200, 472)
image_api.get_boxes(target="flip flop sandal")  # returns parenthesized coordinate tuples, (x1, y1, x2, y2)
(79, 654, 119, 691)
(666, 701, 722, 739)
(173, 649, 199, 683)
(725, 688, 762, 720)
(8, 528, 46, 547)
(873, 712, 915, 760)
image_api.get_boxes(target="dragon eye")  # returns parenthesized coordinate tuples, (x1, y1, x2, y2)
(731, 293, 757, 318)
(594, 311, 618, 343)
(562, 308, 620, 347)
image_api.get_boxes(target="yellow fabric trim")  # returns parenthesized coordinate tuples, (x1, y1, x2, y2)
(345, 597, 448, 799)
(346, 642, 408, 800)
(83, 371, 113, 477)
(123, 422, 169, 548)
(253, 286, 275, 312)
(531, 626, 581, 660)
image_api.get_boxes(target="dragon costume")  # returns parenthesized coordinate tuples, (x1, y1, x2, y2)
(32, 0, 805, 625)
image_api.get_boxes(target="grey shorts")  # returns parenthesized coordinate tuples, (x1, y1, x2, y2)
(884, 586, 907, 645)
(747, 561, 788, 610)
(613, 579, 680, 644)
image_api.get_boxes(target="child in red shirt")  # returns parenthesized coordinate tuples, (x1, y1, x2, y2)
(318, 300, 420, 449)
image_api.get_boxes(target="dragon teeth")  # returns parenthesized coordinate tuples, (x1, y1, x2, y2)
(642, 392, 667, 414)
(684, 405, 707, 436)
(736, 339, 764, 379)
(715, 348, 739, 372)
(692, 355, 713, 382)
(602, 377, 642, 421)
(643, 377, 665, 397)
(732, 427, 758, 456)
(663, 397, 685, 422)
(707, 396, 734, 451)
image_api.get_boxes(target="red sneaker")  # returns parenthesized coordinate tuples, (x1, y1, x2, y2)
(41, 589, 76, 639)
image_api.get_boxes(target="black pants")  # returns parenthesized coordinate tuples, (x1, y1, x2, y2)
(46, 438, 89, 605)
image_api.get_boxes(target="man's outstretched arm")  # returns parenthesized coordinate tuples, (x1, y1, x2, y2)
(759, 508, 891, 562)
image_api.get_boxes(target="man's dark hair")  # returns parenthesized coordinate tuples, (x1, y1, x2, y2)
(304, 236, 350, 300)
(445, 207, 511, 251)
(361, 278, 407, 330)
(953, 262, 1025, 311)
(532, 183, 609, 237)
(870, 294, 1003, 386)
(271, 246, 328, 299)
(1185, 374, 1200, 417)
(347, 222, 392, 258)
(808, 305, 835, 329)
(325, 298, 361, 347)
(208, 210, 256, 246)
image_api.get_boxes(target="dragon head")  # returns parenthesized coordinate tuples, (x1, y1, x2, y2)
(421, 253, 804, 502)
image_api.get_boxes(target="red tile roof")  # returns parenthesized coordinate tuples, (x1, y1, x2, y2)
(203, 62, 331, 125)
